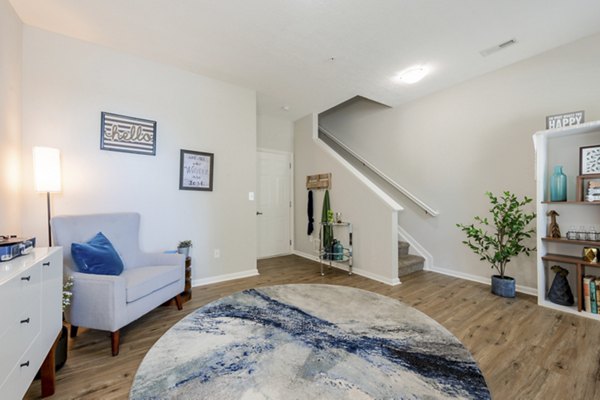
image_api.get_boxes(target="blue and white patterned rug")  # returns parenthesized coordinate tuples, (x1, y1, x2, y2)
(131, 284, 490, 399)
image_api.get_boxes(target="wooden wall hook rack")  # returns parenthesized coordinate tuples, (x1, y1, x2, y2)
(306, 173, 331, 190)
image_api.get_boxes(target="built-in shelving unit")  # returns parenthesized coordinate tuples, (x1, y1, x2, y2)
(534, 119, 600, 320)
(541, 201, 600, 205)
(542, 237, 600, 246)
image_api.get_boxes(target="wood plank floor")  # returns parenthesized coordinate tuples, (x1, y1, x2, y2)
(25, 255, 600, 399)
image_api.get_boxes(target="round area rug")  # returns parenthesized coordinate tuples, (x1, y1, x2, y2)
(130, 284, 490, 399)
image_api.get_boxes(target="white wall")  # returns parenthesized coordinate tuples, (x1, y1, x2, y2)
(294, 114, 399, 285)
(319, 32, 600, 290)
(257, 114, 293, 153)
(20, 27, 258, 281)
(0, 0, 22, 234)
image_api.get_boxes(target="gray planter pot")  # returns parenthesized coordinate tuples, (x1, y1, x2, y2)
(177, 247, 190, 257)
(491, 275, 515, 298)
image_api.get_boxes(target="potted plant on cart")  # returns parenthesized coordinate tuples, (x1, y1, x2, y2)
(457, 191, 536, 298)
(177, 240, 192, 257)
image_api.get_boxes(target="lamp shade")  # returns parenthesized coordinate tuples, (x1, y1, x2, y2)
(33, 147, 62, 192)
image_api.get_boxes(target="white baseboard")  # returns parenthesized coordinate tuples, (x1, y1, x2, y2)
(192, 269, 259, 287)
(292, 249, 320, 262)
(292, 250, 401, 286)
(352, 267, 401, 286)
(428, 265, 537, 296)
(257, 252, 293, 260)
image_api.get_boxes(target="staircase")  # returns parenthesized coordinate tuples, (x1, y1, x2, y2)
(398, 241, 425, 277)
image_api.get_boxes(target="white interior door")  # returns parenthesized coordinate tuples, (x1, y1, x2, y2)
(257, 150, 292, 258)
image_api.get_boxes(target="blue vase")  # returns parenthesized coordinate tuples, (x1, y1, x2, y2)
(333, 240, 344, 261)
(550, 165, 567, 202)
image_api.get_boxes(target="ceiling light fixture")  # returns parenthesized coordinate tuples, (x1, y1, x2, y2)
(393, 66, 429, 84)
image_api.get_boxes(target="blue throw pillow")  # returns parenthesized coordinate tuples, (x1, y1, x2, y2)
(71, 232, 124, 275)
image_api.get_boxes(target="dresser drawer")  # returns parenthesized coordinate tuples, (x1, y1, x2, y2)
(16, 261, 42, 333)
(40, 249, 63, 351)
(0, 320, 41, 389)
(0, 272, 19, 338)
(0, 263, 42, 387)
(0, 248, 62, 400)
(0, 340, 42, 400)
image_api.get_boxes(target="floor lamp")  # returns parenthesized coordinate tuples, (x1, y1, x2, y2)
(33, 147, 62, 246)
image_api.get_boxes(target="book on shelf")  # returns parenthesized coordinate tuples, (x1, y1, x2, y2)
(583, 276, 593, 312)
(586, 183, 600, 202)
(589, 181, 600, 188)
(591, 279, 598, 314)
(596, 285, 600, 313)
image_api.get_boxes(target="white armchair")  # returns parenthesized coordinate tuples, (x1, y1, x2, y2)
(51, 213, 185, 356)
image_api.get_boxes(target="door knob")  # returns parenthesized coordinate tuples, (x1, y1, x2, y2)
(256, 211, 263, 215)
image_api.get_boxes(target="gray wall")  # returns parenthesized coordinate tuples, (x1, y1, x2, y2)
(20, 27, 258, 282)
(257, 115, 293, 153)
(0, 0, 22, 234)
(294, 114, 399, 284)
(319, 32, 600, 290)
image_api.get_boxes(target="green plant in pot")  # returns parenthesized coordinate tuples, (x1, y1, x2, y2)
(57, 277, 74, 369)
(177, 240, 192, 257)
(457, 191, 536, 298)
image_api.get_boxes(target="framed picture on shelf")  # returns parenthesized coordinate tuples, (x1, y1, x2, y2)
(580, 145, 600, 175)
(179, 149, 214, 191)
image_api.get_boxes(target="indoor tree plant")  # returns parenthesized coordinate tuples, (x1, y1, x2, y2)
(457, 191, 536, 298)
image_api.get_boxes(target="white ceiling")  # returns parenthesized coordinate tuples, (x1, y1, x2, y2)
(9, 0, 600, 121)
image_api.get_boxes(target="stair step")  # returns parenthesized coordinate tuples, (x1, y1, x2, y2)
(398, 240, 410, 256)
(398, 254, 425, 277)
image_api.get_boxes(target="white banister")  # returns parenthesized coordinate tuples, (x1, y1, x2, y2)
(318, 125, 439, 217)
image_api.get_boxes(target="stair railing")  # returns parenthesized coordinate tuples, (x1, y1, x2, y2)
(318, 125, 439, 216)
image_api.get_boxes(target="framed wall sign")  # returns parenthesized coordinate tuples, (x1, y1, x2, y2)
(100, 112, 157, 155)
(580, 145, 600, 175)
(546, 111, 585, 129)
(179, 149, 214, 191)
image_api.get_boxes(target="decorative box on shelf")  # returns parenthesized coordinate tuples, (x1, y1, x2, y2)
(576, 173, 600, 202)
(0, 237, 36, 262)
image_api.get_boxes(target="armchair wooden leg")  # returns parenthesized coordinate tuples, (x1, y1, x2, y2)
(70, 325, 78, 338)
(174, 294, 183, 310)
(111, 330, 120, 356)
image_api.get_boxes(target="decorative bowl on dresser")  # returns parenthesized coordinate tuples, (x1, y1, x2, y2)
(0, 247, 63, 398)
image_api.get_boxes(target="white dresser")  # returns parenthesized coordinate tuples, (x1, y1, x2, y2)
(0, 247, 62, 399)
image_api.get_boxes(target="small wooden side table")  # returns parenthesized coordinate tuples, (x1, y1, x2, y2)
(181, 257, 192, 303)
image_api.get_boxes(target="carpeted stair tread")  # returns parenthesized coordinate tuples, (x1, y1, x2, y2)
(398, 254, 425, 267)
(398, 254, 425, 277)
(398, 241, 410, 256)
